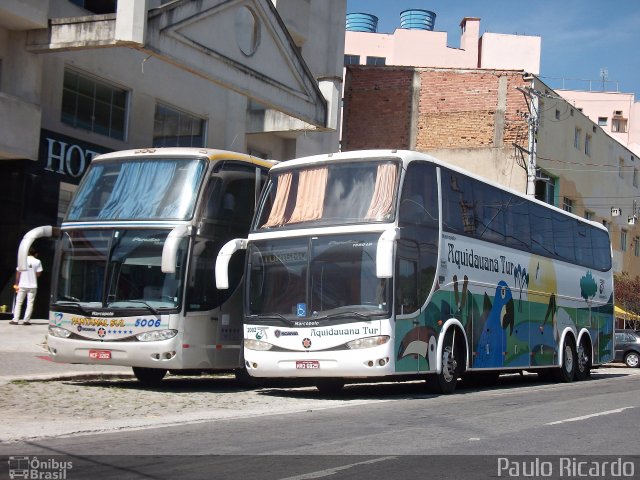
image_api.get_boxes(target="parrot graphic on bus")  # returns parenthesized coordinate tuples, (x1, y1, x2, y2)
(473, 280, 515, 368)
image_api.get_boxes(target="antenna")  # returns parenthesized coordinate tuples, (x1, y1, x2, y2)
(600, 68, 608, 91)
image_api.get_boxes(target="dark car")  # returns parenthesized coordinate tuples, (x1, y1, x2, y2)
(614, 330, 640, 367)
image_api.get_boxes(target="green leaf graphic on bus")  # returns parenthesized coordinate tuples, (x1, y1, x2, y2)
(580, 271, 597, 301)
(513, 264, 529, 312)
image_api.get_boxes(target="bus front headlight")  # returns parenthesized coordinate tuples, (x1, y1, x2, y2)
(346, 335, 390, 350)
(136, 329, 178, 342)
(48, 326, 72, 338)
(244, 338, 273, 351)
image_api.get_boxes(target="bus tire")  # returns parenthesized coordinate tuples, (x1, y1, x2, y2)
(132, 367, 167, 386)
(315, 378, 345, 395)
(575, 338, 592, 381)
(554, 338, 576, 383)
(431, 328, 462, 394)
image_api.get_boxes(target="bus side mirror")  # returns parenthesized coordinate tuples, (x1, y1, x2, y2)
(161, 225, 190, 273)
(216, 238, 248, 289)
(18, 226, 53, 271)
(376, 228, 399, 278)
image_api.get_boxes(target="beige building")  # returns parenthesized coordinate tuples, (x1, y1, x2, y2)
(557, 89, 640, 158)
(534, 80, 640, 275)
(0, 0, 346, 317)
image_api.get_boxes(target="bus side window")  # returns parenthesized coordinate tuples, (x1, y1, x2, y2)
(530, 204, 554, 257)
(399, 163, 438, 228)
(396, 239, 420, 316)
(552, 213, 576, 263)
(475, 184, 505, 243)
(399, 162, 439, 308)
(575, 221, 594, 267)
(505, 196, 531, 250)
(187, 239, 220, 311)
(591, 228, 612, 271)
(442, 171, 475, 236)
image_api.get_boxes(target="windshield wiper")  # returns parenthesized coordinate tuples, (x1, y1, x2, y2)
(61, 294, 81, 302)
(250, 313, 292, 324)
(109, 300, 160, 317)
(315, 311, 372, 321)
(55, 301, 90, 317)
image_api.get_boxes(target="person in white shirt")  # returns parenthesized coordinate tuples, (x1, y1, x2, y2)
(10, 247, 43, 325)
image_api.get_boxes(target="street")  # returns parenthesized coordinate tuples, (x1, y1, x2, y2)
(1, 366, 639, 479)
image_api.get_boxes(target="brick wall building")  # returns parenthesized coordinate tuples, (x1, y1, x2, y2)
(342, 66, 530, 190)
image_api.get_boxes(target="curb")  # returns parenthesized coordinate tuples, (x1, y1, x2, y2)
(0, 371, 134, 386)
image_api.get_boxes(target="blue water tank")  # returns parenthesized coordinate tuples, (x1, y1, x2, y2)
(400, 9, 436, 31)
(346, 12, 379, 33)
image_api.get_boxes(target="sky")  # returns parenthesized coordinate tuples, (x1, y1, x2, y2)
(346, 0, 640, 96)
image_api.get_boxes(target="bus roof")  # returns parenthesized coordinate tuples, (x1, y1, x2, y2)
(92, 147, 277, 169)
(269, 149, 609, 233)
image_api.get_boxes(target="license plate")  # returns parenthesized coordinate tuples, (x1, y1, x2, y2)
(89, 350, 111, 360)
(296, 360, 319, 369)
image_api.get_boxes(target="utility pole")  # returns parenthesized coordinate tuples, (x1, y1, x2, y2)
(517, 74, 539, 198)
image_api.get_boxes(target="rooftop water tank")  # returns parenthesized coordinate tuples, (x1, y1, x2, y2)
(346, 12, 379, 33)
(400, 9, 436, 31)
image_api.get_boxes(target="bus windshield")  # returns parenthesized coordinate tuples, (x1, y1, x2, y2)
(66, 157, 207, 221)
(54, 229, 188, 310)
(254, 160, 399, 229)
(247, 234, 390, 320)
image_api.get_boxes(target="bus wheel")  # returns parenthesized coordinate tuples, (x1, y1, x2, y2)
(132, 367, 167, 386)
(315, 378, 345, 395)
(554, 338, 576, 383)
(575, 339, 592, 381)
(431, 329, 460, 394)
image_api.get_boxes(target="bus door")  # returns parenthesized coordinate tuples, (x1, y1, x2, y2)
(395, 161, 440, 373)
(395, 239, 422, 373)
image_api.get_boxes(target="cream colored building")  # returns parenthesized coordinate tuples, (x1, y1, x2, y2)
(534, 79, 640, 276)
(0, 0, 346, 317)
(557, 89, 640, 158)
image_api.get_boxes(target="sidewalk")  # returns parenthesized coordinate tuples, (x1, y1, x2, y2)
(0, 318, 132, 385)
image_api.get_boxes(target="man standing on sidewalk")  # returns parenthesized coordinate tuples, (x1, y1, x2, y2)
(10, 247, 43, 325)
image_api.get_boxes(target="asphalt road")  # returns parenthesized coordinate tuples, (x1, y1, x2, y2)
(1, 370, 639, 480)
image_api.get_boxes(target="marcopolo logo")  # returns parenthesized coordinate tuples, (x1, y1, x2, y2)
(8, 456, 73, 479)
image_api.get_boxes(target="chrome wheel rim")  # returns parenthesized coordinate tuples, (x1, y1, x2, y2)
(577, 344, 588, 372)
(564, 344, 574, 373)
(442, 346, 456, 382)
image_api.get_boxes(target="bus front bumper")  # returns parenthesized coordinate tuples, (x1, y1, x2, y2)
(46, 335, 185, 369)
(243, 346, 396, 378)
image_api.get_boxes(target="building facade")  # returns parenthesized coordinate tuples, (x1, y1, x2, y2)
(342, 66, 640, 277)
(557, 89, 640, 158)
(0, 0, 346, 317)
(344, 15, 541, 75)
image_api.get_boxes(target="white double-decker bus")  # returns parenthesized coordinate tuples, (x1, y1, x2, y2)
(216, 150, 614, 394)
(18, 148, 275, 384)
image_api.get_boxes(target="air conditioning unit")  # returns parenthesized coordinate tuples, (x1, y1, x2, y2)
(611, 207, 621, 216)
